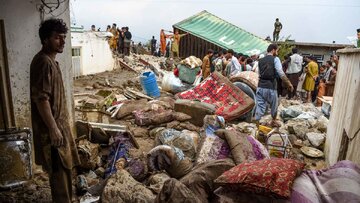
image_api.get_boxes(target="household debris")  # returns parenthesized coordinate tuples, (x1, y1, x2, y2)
(4, 53, 344, 203)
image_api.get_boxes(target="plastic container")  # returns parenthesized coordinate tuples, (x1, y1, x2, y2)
(0, 128, 32, 189)
(266, 130, 291, 158)
(178, 64, 201, 84)
(140, 71, 160, 98)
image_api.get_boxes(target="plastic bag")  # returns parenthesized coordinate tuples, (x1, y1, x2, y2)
(161, 72, 187, 94)
(156, 129, 199, 160)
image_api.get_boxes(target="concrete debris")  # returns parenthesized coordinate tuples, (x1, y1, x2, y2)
(306, 132, 326, 148)
(80, 193, 100, 203)
(285, 118, 313, 140)
(313, 115, 329, 133)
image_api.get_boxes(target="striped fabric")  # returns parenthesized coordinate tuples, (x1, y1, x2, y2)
(291, 160, 360, 203)
(175, 72, 255, 121)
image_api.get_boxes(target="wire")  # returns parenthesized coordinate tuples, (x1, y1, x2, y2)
(40, 0, 69, 17)
(50, 2, 69, 17)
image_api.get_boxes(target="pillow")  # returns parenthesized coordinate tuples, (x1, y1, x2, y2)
(215, 158, 304, 198)
(230, 71, 259, 91)
(215, 129, 269, 165)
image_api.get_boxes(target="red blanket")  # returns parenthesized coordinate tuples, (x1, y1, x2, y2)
(175, 72, 254, 121)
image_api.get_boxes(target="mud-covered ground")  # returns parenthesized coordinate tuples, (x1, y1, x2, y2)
(0, 63, 327, 202)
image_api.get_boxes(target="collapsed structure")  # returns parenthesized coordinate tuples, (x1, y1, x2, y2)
(173, 10, 270, 58)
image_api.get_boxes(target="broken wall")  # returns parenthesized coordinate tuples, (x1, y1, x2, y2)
(0, 0, 75, 128)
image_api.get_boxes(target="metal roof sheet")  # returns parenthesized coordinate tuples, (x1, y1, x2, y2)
(174, 10, 270, 55)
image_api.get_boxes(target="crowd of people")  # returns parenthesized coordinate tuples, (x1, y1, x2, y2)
(201, 46, 338, 104)
(150, 29, 189, 58)
(200, 44, 338, 125)
(105, 23, 133, 56)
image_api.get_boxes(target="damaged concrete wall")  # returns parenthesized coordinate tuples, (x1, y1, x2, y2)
(0, 0, 75, 128)
(71, 31, 115, 76)
(325, 48, 360, 166)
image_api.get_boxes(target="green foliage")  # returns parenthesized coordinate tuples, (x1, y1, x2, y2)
(278, 36, 295, 61)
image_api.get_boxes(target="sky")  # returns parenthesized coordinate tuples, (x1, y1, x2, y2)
(70, 0, 360, 44)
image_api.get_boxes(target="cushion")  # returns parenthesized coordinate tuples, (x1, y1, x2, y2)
(215, 129, 269, 165)
(180, 159, 235, 203)
(230, 71, 259, 91)
(196, 115, 230, 165)
(291, 160, 360, 203)
(175, 72, 255, 121)
(215, 158, 304, 198)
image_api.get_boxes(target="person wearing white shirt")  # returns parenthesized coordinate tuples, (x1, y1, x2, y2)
(285, 48, 303, 99)
(225, 49, 241, 77)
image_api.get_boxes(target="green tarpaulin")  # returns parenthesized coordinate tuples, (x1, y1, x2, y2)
(174, 10, 270, 55)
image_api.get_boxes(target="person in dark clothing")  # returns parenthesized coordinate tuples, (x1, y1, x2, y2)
(123, 27, 132, 56)
(254, 44, 293, 127)
(165, 41, 170, 58)
(280, 54, 291, 97)
(30, 18, 80, 203)
(117, 27, 124, 54)
(273, 18, 282, 41)
(151, 36, 157, 55)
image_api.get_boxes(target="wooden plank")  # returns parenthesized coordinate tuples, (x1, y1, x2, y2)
(118, 59, 137, 73)
(138, 58, 150, 66)
(186, 34, 192, 56)
(190, 35, 194, 56)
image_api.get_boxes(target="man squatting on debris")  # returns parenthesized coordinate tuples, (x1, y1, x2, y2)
(254, 44, 294, 126)
(30, 19, 80, 203)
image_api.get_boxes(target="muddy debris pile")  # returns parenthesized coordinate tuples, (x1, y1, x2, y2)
(70, 55, 335, 202)
(1, 54, 340, 203)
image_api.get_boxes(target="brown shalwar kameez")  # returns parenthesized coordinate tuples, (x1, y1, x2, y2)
(30, 51, 80, 203)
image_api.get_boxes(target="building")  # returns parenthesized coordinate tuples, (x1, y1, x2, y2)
(278, 41, 354, 64)
(71, 26, 115, 77)
(173, 10, 270, 58)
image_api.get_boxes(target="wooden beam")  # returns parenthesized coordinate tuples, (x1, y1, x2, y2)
(117, 59, 137, 73)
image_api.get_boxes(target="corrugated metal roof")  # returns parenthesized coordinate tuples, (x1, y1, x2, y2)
(174, 10, 270, 55)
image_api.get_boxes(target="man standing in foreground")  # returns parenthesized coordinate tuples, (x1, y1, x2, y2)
(254, 44, 294, 126)
(30, 19, 80, 203)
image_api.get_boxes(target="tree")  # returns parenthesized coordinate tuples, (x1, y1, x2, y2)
(277, 36, 295, 61)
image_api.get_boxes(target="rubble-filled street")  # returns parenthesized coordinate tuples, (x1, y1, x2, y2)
(0, 54, 337, 202)
(1, 1, 360, 203)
